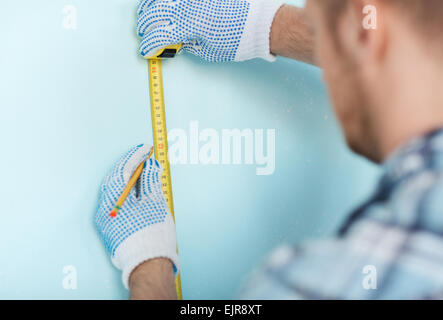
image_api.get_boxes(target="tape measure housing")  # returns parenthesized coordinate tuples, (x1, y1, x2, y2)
(147, 44, 183, 60)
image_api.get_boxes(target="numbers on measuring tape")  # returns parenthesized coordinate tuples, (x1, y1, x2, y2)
(148, 60, 174, 211)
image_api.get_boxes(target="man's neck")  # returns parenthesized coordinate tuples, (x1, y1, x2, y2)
(374, 48, 443, 162)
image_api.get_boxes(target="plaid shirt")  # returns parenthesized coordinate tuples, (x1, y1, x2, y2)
(240, 128, 443, 300)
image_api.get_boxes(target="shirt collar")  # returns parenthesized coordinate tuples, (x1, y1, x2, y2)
(381, 128, 443, 187)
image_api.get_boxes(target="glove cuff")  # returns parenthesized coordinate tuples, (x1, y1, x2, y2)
(235, 0, 285, 62)
(111, 214, 180, 290)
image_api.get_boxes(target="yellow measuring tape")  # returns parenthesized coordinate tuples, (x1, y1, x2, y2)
(147, 44, 183, 300)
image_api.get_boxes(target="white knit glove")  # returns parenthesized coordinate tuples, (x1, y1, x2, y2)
(95, 144, 179, 289)
(137, 0, 284, 62)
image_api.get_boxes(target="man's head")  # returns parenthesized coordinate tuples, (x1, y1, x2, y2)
(306, 0, 443, 163)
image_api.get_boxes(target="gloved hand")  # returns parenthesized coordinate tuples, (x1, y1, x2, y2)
(95, 144, 179, 289)
(137, 0, 284, 62)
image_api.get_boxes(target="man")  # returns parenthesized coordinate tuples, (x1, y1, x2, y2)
(95, 0, 443, 299)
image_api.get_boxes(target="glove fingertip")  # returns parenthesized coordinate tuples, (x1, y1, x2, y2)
(140, 32, 176, 59)
(140, 46, 162, 59)
(137, 0, 156, 15)
(120, 144, 152, 182)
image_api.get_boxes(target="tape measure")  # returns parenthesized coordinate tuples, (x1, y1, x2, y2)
(146, 44, 183, 300)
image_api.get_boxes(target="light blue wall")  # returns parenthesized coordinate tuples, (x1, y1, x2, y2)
(0, 0, 379, 299)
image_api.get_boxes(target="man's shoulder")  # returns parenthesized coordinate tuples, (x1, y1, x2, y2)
(241, 174, 443, 301)
(240, 132, 443, 300)
(240, 217, 443, 299)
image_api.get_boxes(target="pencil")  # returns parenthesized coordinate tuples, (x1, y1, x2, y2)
(109, 147, 154, 218)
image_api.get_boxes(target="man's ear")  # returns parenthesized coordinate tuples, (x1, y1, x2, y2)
(338, 0, 387, 64)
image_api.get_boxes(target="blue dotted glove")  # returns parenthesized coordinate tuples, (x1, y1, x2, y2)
(95, 144, 179, 289)
(137, 0, 284, 62)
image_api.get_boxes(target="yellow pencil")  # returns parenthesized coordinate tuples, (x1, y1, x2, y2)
(109, 147, 154, 218)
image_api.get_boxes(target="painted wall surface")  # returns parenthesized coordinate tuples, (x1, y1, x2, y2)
(0, 0, 380, 299)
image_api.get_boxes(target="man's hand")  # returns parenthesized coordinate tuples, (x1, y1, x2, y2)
(137, 0, 284, 62)
(95, 144, 179, 291)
